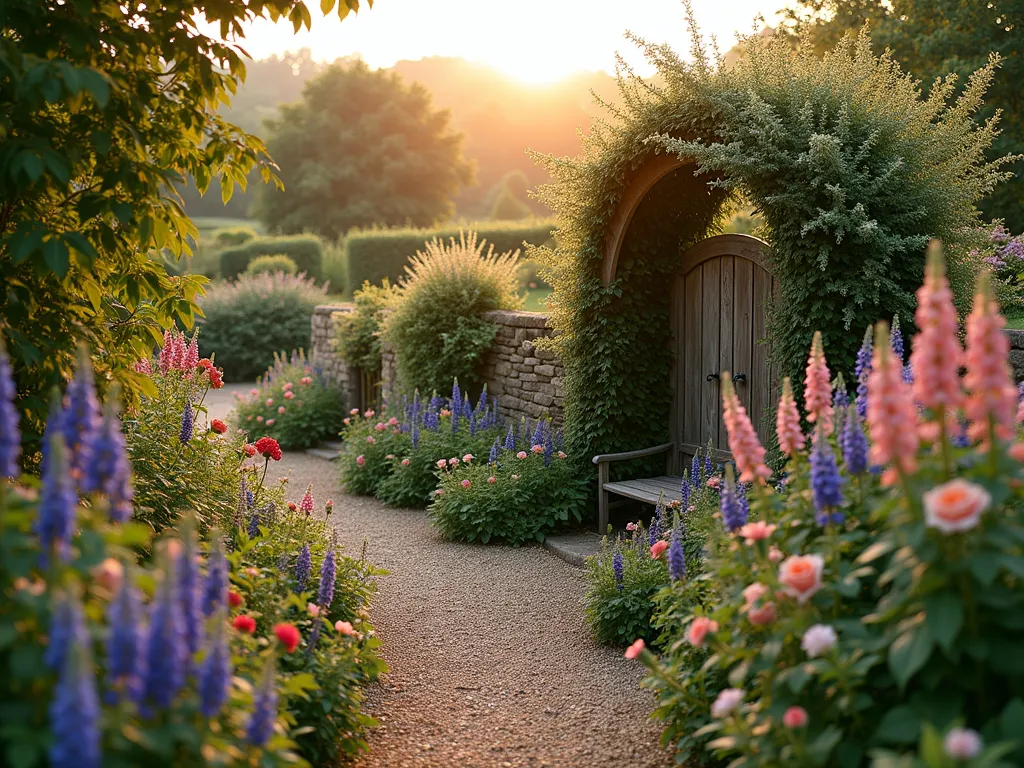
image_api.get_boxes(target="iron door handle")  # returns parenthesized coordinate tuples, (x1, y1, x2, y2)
(706, 372, 746, 383)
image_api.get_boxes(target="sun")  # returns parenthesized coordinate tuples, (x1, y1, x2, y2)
(489, 55, 583, 85)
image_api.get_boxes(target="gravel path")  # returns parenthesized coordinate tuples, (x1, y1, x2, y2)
(253, 445, 674, 767)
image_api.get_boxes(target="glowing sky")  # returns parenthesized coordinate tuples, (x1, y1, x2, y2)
(221, 0, 791, 82)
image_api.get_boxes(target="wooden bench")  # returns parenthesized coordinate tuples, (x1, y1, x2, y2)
(592, 443, 681, 532)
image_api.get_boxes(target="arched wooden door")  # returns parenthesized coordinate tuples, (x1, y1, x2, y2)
(669, 234, 776, 469)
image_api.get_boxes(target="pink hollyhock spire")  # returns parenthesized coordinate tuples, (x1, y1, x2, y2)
(158, 330, 174, 374)
(184, 331, 199, 371)
(910, 242, 962, 415)
(776, 376, 805, 457)
(804, 331, 833, 434)
(722, 374, 772, 484)
(964, 272, 1016, 445)
(866, 323, 918, 485)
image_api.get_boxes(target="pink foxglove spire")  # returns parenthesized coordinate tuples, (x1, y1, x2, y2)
(804, 331, 833, 434)
(867, 323, 918, 485)
(910, 242, 962, 416)
(184, 331, 199, 371)
(964, 272, 1016, 445)
(776, 377, 805, 457)
(722, 374, 771, 484)
(159, 330, 174, 374)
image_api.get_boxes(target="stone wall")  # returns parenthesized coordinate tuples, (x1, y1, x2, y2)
(1008, 330, 1024, 383)
(310, 304, 361, 407)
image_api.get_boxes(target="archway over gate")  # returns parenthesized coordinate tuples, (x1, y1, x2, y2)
(530, 27, 1007, 467)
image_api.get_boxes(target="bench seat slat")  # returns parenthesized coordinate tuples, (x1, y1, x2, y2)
(603, 476, 684, 506)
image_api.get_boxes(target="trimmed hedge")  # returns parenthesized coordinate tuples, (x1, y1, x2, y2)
(343, 221, 554, 295)
(219, 235, 325, 281)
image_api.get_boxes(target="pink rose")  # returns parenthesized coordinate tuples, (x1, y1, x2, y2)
(710, 688, 744, 718)
(461, 479, 471, 489)
(250, 388, 259, 395)
(307, 602, 320, 616)
(440, 408, 451, 417)
(247, 415, 253, 422)
(778, 554, 825, 604)
(350, 408, 360, 416)
(91, 558, 124, 592)
(650, 540, 669, 559)
(388, 417, 399, 426)
(402, 458, 411, 466)
(335, 620, 358, 637)
(741, 582, 770, 610)
(435, 488, 444, 496)
(487, 476, 496, 484)
(687, 616, 718, 647)
(356, 455, 365, 466)
(265, 418, 275, 426)
(532, 444, 544, 454)
(626, 522, 637, 532)
(449, 457, 459, 466)
(375, 422, 386, 431)
(462, 453, 474, 463)
(747, 602, 776, 625)
(438, 458, 449, 469)
(517, 451, 528, 460)
(278, 406, 286, 414)
(706, 476, 721, 489)
(768, 546, 784, 562)
(385, 454, 395, 460)
(366, 436, 376, 444)
(923, 478, 990, 534)
(944, 728, 983, 760)
(364, 410, 375, 419)
(1011, 442, 1024, 462)
(737, 520, 776, 544)
(557, 451, 567, 459)
(782, 706, 808, 728)
(283, 382, 292, 390)
(256, 415, 264, 422)
(284, 391, 295, 400)
(624, 638, 646, 660)
(301, 376, 312, 385)
(686, 504, 696, 513)
(343, 418, 351, 425)
(265, 398, 273, 407)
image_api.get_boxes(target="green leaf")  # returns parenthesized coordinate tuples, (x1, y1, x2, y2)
(42, 238, 70, 276)
(874, 705, 920, 744)
(1000, 699, 1024, 741)
(806, 726, 843, 765)
(888, 623, 933, 688)
(924, 592, 963, 653)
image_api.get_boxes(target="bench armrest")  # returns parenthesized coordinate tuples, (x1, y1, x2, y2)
(591, 442, 674, 465)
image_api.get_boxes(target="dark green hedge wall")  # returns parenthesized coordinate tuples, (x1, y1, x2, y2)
(219, 235, 325, 281)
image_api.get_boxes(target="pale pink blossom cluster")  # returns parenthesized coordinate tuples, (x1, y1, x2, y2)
(775, 377, 804, 457)
(158, 329, 199, 374)
(964, 274, 1017, 445)
(910, 245, 962, 414)
(803, 331, 833, 434)
(866, 326, 919, 485)
(721, 377, 771, 484)
(299, 484, 315, 514)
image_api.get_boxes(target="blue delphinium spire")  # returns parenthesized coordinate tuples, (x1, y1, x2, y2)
(106, 565, 146, 704)
(0, 337, 21, 477)
(531, 418, 545, 449)
(306, 619, 322, 654)
(612, 548, 624, 591)
(37, 434, 77, 566)
(451, 379, 461, 412)
(62, 345, 101, 485)
(855, 325, 873, 419)
(46, 591, 88, 672)
(489, 438, 500, 464)
(411, 419, 420, 450)
(648, 514, 661, 547)
(476, 387, 488, 417)
(247, 660, 279, 746)
(556, 428, 563, 450)
(720, 466, 746, 532)
(679, 472, 691, 509)
(247, 507, 261, 539)
(317, 548, 336, 609)
(667, 523, 686, 581)
(810, 425, 845, 525)
(469, 409, 477, 436)
(142, 552, 187, 711)
(704, 444, 713, 482)
(504, 425, 515, 451)
(832, 373, 849, 436)
(840, 405, 868, 476)
(85, 397, 134, 522)
(49, 604, 101, 768)
(295, 544, 312, 593)
(179, 399, 194, 444)
(890, 314, 905, 362)
(462, 393, 472, 419)
(690, 452, 700, 488)
(738, 482, 750, 522)
(543, 428, 555, 467)
(198, 611, 231, 718)
(179, 524, 203, 657)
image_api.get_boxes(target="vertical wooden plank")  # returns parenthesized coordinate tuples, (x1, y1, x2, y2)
(733, 257, 754, 415)
(683, 268, 702, 456)
(751, 265, 772, 444)
(701, 258, 721, 451)
(669, 272, 686, 474)
(717, 256, 734, 449)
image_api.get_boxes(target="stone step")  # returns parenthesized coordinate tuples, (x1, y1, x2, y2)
(542, 531, 602, 567)
(305, 447, 340, 461)
(322, 440, 344, 451)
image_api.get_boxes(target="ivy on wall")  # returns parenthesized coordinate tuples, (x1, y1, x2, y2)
(531, 21, 1012, 467)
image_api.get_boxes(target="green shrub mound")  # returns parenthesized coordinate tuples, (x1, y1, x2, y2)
(532, 27, 1011, 465)
(344, 220, 554, 294)
(245, 253, 298, 275)
(233, 351, 346, 450)
(382, 232, 522, 394)
(212, 226, 257, 247)
(198, 271, 326, 382)
(220, 234, 325, 281)
(335, 280, 395, 372)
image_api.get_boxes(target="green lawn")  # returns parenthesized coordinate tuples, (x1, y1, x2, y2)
(1007, 316, 1024, 330)
(522, 289, 552, 313)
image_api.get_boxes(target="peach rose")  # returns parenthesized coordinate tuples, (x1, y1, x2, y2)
(335, 620, 359, 637)
(624, 638, 646, 660)
(738, 520, 776, 544)
(741, 582, 769, 610)
(650, 540, 669, 559)
(922, 478, 990, 534)
(748, 602, 776, 625)
(436, 459, 447, 469)
(768, 546, 784, 563)
(778, 554, 824, 604)
(517, 451, 528, 460)
(92, 558, 124, 592)
(687, 616, 718, 647)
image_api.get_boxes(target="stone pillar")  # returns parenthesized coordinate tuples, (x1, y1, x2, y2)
(310, 304, 360, 409)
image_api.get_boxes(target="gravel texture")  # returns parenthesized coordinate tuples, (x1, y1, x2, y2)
(263, 450, 674, 768)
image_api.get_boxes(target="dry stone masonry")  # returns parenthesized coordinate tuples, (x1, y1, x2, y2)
(310, 304, 361, 407)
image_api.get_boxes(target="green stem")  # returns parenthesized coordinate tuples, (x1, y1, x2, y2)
(938, 415, 952, 480)
(251, 457, 270, 510)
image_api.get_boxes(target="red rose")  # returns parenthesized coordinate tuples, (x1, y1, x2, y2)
(243, 443, 257, 457)
(198, 358, 224, 389)
(233, 614, 256, 633)
(228, 591, 243, 608)
(273, 623, 301, 653)
(211, 419, 228, 434)
(254, 436, 282, 461)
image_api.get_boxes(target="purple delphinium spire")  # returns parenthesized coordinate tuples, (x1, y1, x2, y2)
(476, 388, 488, 417)
(451, 379, 461, 412)
(295, 544, 312, 593)
(648, 515, 661, 547)
(179, 525, 203, 657)
(0, 337, 21, 477)
(469, 409, 477, 436)
(531, 418, 545, 449)
(832, 373, 849, 436)
(45, 591, 88, 672)
(462, 393, 472, 419)
(198, 611, 231, 718)
(690, 453, 700, 488)
(179, 399, 194, 444)
(890, 314, 905, 362)
(840, 405, 868, 476)
(556, 428, 563, 450)
(738, 483, 750, 522)
(105, 566, 146, 705)
(667, 523, 686, 581)
(810, 426, 844, 526)
(247, 508, 261, 539)
(37, 434, 77, 567)
(720, 467, 746, 532)
(855, 325, 872, 419)
(306, 619, 322, 654)
(142, 552, 187, 711)
(62, 346, 101, 485)
(704, 448, 713, 483)
(612, 548, 624, 591)
(203, 535, 228, 617)
(543, 428, 554, 467)
(247, 660, 279, 746)
(317, 548, 336, 609)
(411, 419, 420, 450)
(504, 425, 515, 452)
(49, 607, 101, 768)
(84, 398, 134, 522)
(489, 438, 500, 464)
(679, 472, 691, 509)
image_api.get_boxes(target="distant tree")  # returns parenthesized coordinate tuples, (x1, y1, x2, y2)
(781, 0, 1024, 229)
(254, 60, 474, 238)
(489, 171, 532, 220)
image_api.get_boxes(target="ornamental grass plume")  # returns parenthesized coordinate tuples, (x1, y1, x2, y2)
(720, 465, 747, 532)
(804, 331, 833, 434)
(247, 659, 279, 747)
(198, 610, 231, 718)
(866, 323, 919, 484)
(202, 533, 229, 617)
(855, 325, 873, 418)
(721, 375, 771, 484)
(106, 565, 146, 704)
(85, 394, 134, 522)
(295, 543, 312, 593)
(142, 550, 187, 711)
(62, 345, 101, 485)
(49, 617, 101, 768)
(910, 242, 963, 416)
(0, 336, 20, 477)
(37, 434, 77, 566)
(840, 404, 869, 475)
(810, 423, 844, 525)
(317, 548, 336, 609)
(776, 377, 805, 457)
(964, 271, 1017, 445)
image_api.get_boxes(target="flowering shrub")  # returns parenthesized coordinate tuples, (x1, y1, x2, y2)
(198, 271, 327, 382)
(584, 461, 723, 647)
(233, 350, 345, 450)
(428, 424, 588, 545)
(334, 280, 395, 372)
(972, 222, 1024, 315)
(245, 254, 298, 276)
(628, 245, 1024, 767)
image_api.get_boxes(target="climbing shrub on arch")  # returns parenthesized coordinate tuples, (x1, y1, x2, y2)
(531, 23, 1012, 464)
